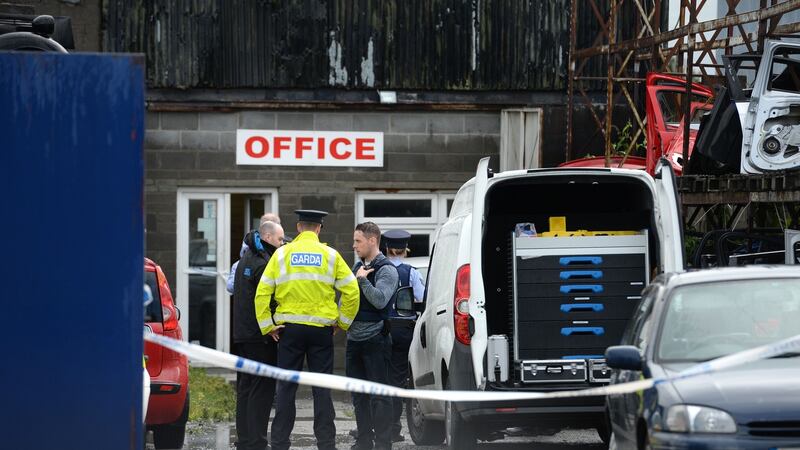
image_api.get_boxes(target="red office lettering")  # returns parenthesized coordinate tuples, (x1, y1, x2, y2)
(355, 138, 376, 160)
(295, 137, 313, 158)
(330, 138, 352, 160)
(317, 137, 326, 159)
(274, 136, 290, 158)
(245, 136, 269, 158)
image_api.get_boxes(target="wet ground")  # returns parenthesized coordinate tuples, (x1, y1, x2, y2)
(146, 386, 604, 450)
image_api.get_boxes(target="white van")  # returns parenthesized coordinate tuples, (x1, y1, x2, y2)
(406, 157, 684, 448)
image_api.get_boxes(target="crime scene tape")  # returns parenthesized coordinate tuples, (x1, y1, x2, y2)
(144, 332, 800, 402)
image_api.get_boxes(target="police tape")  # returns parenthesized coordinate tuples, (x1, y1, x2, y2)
(144, 332, 800, 402)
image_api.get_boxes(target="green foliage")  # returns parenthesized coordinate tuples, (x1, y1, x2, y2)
(611, 121, 646, 156)
(188, 367, 236, 422)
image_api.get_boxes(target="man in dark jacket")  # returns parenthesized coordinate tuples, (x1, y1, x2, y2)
(234, 220, 285, 450)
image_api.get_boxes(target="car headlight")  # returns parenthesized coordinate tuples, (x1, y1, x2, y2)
(665, 405, 737, 434)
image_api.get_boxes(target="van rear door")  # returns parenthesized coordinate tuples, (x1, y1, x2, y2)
(653, 159, 684, 272)
(469, 157, 491, 388)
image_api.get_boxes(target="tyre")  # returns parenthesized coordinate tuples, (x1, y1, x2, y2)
(444, 380, 476, 450)
(406, 396, 445, 445)
(152, 391, 189, 449)
(406, 369, 445, 445)
(0, 32, 67, 52)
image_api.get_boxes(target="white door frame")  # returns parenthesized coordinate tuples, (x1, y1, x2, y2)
(176, 187, 278, 352)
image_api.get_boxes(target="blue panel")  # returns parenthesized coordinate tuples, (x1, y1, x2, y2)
(0, 53, 144, 449)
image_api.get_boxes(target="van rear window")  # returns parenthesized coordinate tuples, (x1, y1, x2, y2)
(145, 271, 163, 323)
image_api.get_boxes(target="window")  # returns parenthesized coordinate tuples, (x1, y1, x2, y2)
(144, 271, 162, 323)
(769, 47, 800, 94)
(655, 92, 712, 127)
(658, 279, 800, 362)
(356, 192, 455, 257)
(500, 109, 542, 170)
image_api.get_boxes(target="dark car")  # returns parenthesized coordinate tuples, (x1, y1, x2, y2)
(604, 266, 800, 450)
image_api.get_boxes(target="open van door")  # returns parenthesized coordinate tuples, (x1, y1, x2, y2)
(654, 158, 684, 272)
(469, 157, 491, 388)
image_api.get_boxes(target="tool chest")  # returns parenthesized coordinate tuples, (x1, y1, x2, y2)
(511, 233, 649, 384)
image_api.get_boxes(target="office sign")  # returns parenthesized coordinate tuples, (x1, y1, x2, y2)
(237, 130, 384, 167)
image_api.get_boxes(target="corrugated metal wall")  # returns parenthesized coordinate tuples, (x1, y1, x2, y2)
(105, 0, 585, 90)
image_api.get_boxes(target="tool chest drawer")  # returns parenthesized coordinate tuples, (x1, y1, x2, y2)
(514, 267, 646, 284)
(516, 297, 640, 321)
(523, 347, 610, 360)
(516, 319, 629, 350)
(516, 253, 646, 270)
(517, 281, 646, 298)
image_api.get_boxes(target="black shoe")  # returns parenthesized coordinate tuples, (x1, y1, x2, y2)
(349, 444, 372, 450)
(391, 433, 405, 443)
(348, 428, 358, 439)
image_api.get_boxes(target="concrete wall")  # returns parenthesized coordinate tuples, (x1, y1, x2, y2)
(144, 110, 502, 287)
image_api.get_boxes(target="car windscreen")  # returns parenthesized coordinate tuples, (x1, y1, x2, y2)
(145, 271, 163, 323)
(658, 278, 800, 362)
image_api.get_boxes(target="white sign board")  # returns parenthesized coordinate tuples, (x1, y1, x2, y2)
(236, 130, 384, 167)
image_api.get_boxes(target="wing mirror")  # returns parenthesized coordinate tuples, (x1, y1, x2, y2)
(605, 345, 644, 371)
(394, 286, 416, 317)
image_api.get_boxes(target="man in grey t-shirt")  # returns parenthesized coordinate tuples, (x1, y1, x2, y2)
(347, 222, 398, 450)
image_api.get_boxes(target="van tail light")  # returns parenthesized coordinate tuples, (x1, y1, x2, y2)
(454, 264, 471, 345)
(162, 302, 179, 331)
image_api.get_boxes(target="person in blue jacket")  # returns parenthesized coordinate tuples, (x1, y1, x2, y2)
(382, 229, 425, 442)
(227, 212, 281, 294)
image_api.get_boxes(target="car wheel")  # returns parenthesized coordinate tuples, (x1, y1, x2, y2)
(152, 391, 189, 449)
(444, 380, 476, 450)
(406, 396, 445, 445)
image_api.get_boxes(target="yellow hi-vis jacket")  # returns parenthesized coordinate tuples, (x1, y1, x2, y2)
(254, 231, 359, 335)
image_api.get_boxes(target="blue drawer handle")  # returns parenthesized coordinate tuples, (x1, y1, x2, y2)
(560, 270, 603, 280)
(561, 327, 605, 336)
(562, 354, 604, 360)
(560, 284, 604, 294)
(560, 303, 604, 313)
(559, 256, 603, 266)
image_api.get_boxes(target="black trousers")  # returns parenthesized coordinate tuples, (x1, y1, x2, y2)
(235, 341, 278, 450)
(270, 324, 336, 450)
(388, 323, 413, 435)
(346, 332, 393, 450)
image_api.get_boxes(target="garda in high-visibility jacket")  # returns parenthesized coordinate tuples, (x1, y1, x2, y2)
(255, 231, 359, 335)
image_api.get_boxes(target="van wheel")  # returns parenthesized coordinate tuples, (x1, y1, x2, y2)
(406, 396, 445, 445)
(153, 391, 189, 449)
(406, 370, 445, 445)
(445, 381, 476, 449)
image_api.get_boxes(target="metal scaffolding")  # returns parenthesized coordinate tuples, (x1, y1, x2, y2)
(566, 0, 800, 166)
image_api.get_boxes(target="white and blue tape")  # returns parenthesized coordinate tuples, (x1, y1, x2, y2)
(144, 332, 800, 402)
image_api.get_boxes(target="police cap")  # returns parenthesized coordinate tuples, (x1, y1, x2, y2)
(383, 229, 411, 249)
(294, 209, 328, 225)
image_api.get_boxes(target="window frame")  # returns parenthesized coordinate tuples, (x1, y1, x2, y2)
(355, 191, 455, 257)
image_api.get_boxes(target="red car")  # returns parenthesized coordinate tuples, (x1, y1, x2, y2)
(145, 258, 189, 449)
(560, 73, 713, 176)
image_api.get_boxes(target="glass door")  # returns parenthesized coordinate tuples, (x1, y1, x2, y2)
(177, 192, 227, 351)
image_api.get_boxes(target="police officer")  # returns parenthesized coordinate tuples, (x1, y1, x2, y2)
(382, 230, 425, 442)
(233, 220, 284, 450)
(255, 210, 360, 450)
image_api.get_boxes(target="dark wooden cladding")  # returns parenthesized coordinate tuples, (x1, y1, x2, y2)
(104, 0, 599, 90)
